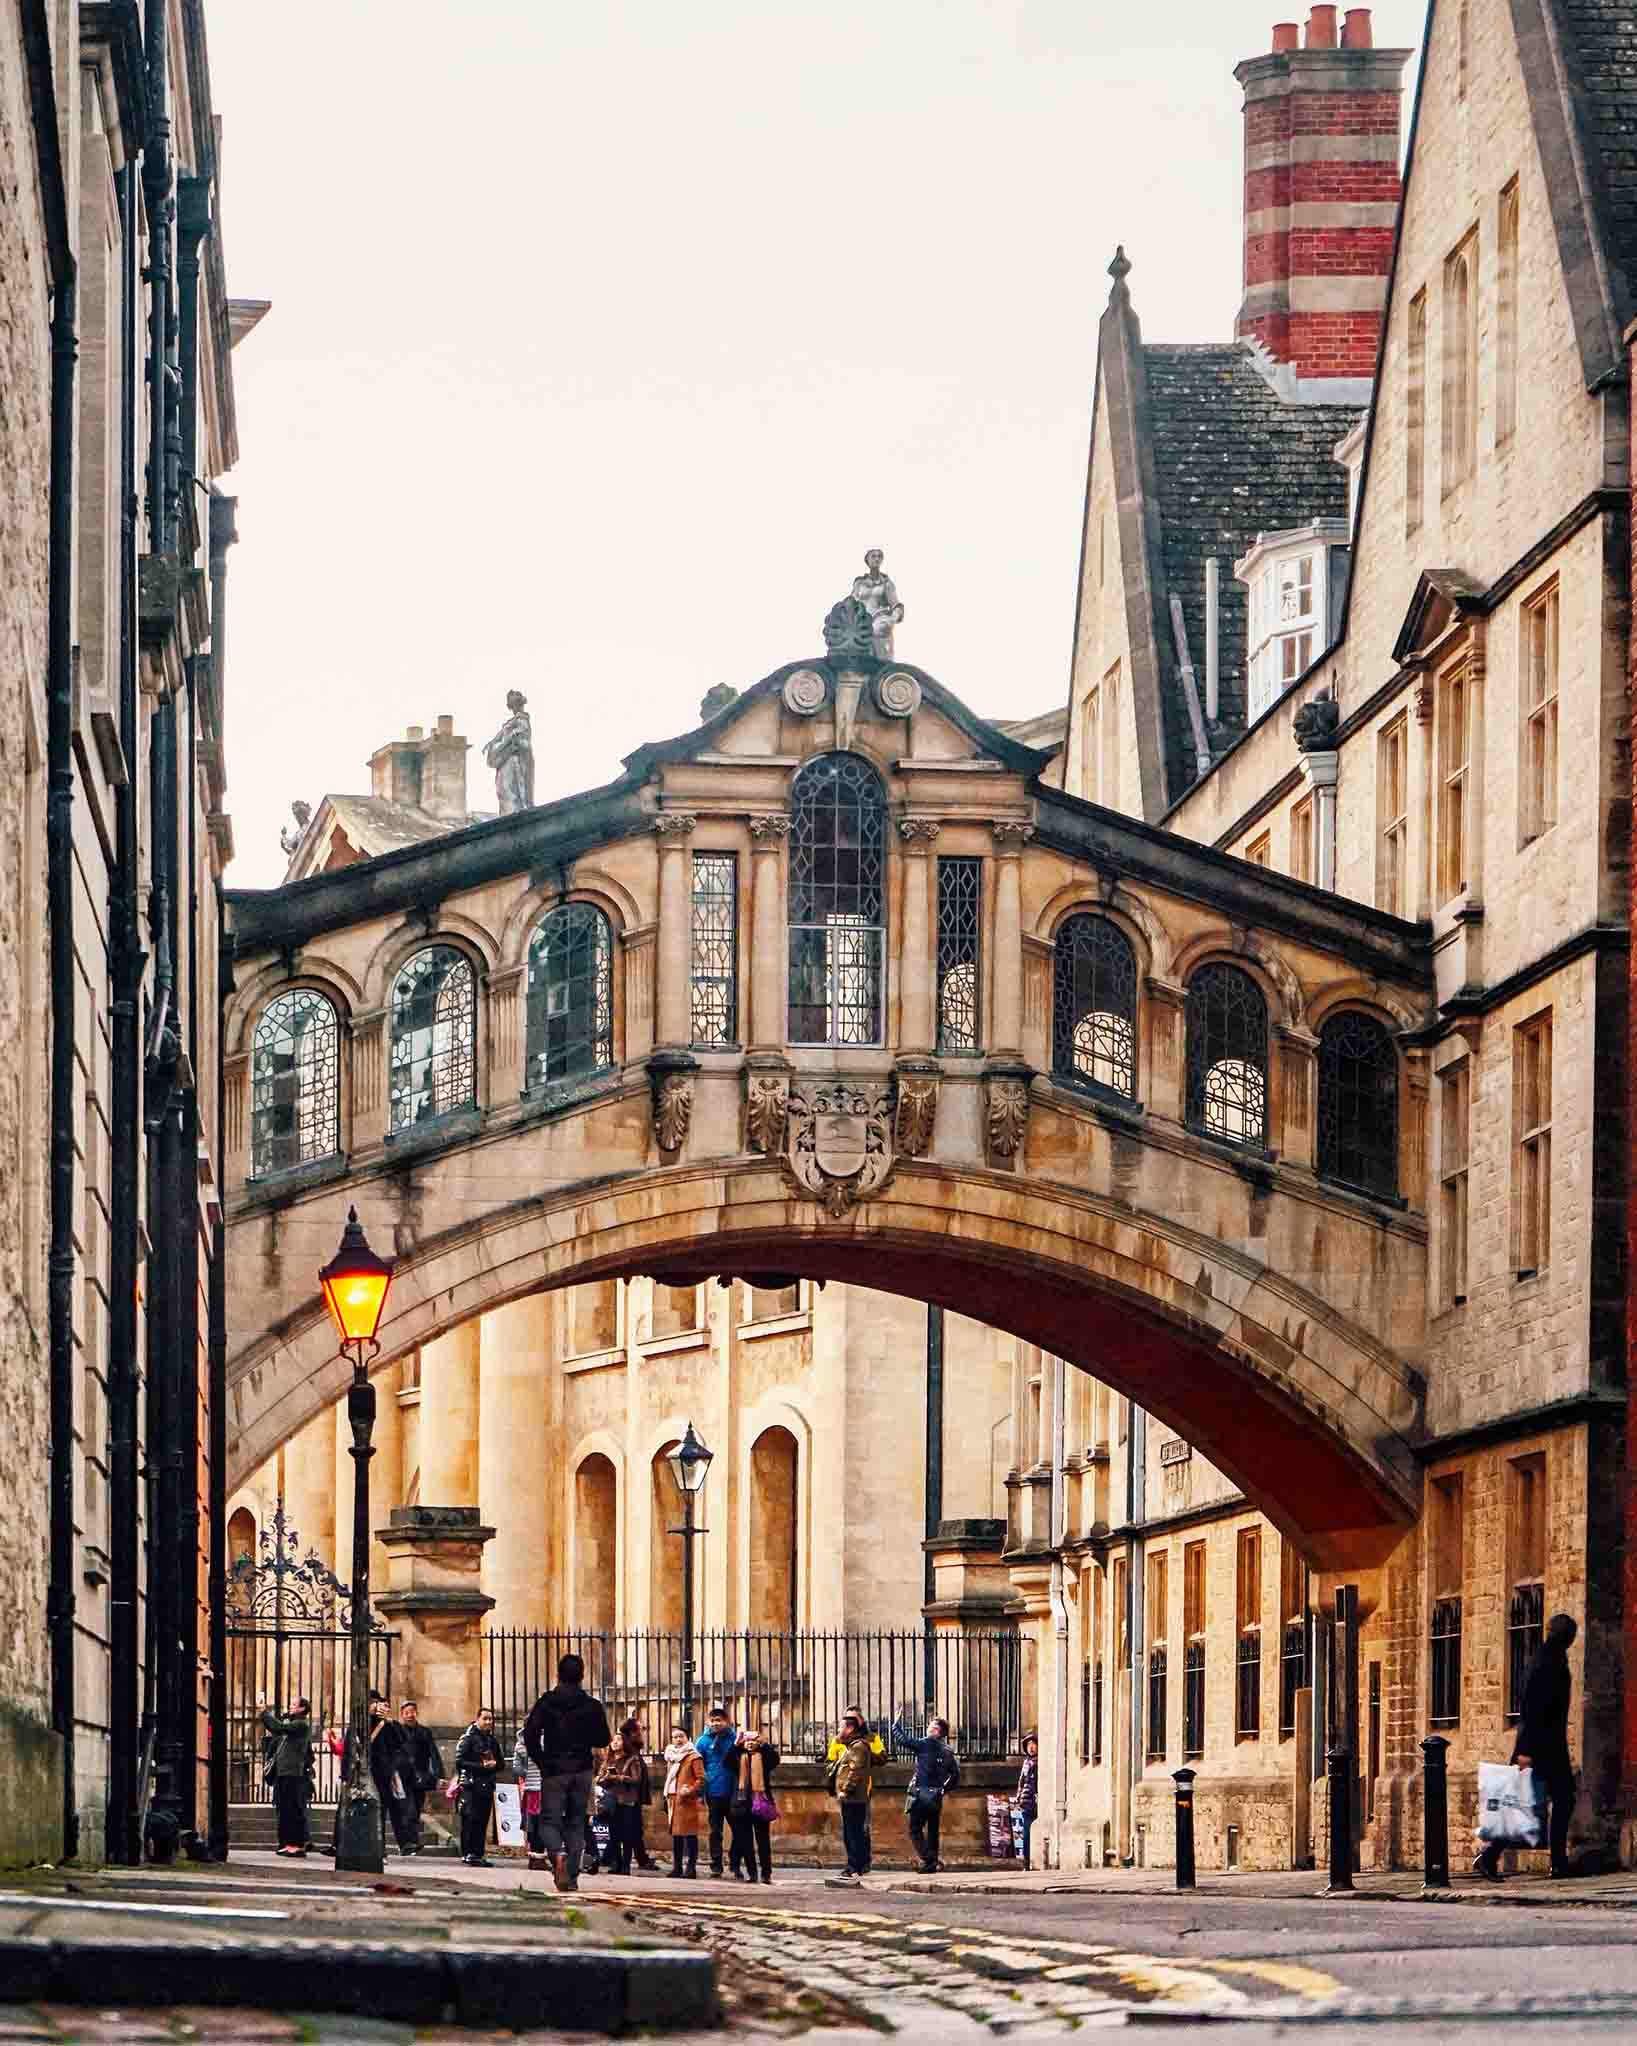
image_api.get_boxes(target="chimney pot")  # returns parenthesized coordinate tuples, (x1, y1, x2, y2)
(406, 724, 423, 740)
(1306, 5, 1338, 47)
(437, 714, 454, 736)
(1341, 6, 1372, 47)
(1271, 21, 1299, 51)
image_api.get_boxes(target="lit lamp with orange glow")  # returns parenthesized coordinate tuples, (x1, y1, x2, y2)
(318, 1206, 395, 1872)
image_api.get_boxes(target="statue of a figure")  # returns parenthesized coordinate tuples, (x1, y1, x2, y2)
(279, 799, 311, 857)
(483, 690, 535, 814)
(850, 548, 904, 660)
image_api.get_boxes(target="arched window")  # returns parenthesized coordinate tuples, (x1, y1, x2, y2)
(1185, 963, 1268, 1148)
(388, 945, 476, 1134)
(1052, 914, 1138, 1099)
(787, 752, 886, 1046)
(1316, 1011, 1399, 1198)
(250, 988, 340, 1177)
(525, 903, 613, 1093)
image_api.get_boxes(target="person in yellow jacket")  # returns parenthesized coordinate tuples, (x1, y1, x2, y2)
(824, 1709, 886, 1888)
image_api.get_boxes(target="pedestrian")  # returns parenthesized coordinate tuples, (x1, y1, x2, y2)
(1015, 1733, 1039, 1871)
(597, 1719, 647, 1874)
(892, 1711, 961, 1874)
(523, 1650, 613, 1894)
(514, 1726, 545, 1870)
(662, 1724, 705, 1878)
(397, 1699, 444, 1855)
(454, 1704, 503, 1866)
(727, 1721, 781, 1886)
(260, 1695, 313, 1856)
(824, 1709, 883, 1888)
(1475, 1612, 1580, 1882)
(344, 1690, 417, 1856)
(694, 1704, 740, 1877)
(630, 1715, 661, 1873)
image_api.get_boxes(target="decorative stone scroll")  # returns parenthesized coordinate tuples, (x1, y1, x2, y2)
(984, 1070, 1032, 1166)
(782, 668, 827, 717)
(875, 670, 922, 719)
(893, 1067, 939, 1159)
(744, 1069, 790, 1154)
(897, 817, 941, 845)
(651, 811, 699, 840)
(991, 820, 1036, 850)
(782, 1078, 897, 1219)
(747, 813, 791, 842)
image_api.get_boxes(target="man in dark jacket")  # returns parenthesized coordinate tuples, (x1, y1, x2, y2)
(260, 1696, 312, 1855)
(454, 1706, 503, 1865)
(524, 1653, 612, 1891)
(397, 1699, 444, 1853)
(892, 1712, 961, 1874)
(343, 1691, 416, 1855)
(1475, 1612, 1578, 1880)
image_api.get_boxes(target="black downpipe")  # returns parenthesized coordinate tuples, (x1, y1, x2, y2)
(106, 163, 146, 1868)
(46, 269, 80, 1866)
(922, 1306, 945, 1707)
(144, 0, 173, 558)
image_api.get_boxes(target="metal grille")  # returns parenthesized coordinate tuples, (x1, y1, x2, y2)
(1430, 1596, 1462, 1728)
(1079, 1660, 1091, 1763)
(389, 946, 476, 1133)
(250, 988, 340, 1177)
(1184, 1639, 1206, 1760)
(1052, 914, 1138, 1098)
(1186, 964, 1268, 1147)
(1146, 1646, 1168, 1761)
(485, 1627, 1022, 1759)
(1279, 1619, 1308, 1738)
(690, 853, 738, 1046)
(1317, 1010, 1399, 1197)
(1506, 1581, 1544, 1723)
(525, 905, 613, 1093)
(787, 753, 886, 1046)
(936, 858, 982, 1052)
(1235, 1629, 1262, 1738)
(1091, 1658, 1105, 1765)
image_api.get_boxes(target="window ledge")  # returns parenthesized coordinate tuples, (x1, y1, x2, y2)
(1049, 1075, 1144, 1128)
(518, 1066, 623, 1122)
(737, 1311, 812, 1340)
(563, 1345, 623, 1376)
(639, 1328, 711, 1359)
(242, 1151, 350, 1205)
(384, 1107, 483, 1157)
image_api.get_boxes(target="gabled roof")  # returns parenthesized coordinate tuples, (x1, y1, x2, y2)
(282, 793, 495, 882)
(1390, 568, 1486, 665)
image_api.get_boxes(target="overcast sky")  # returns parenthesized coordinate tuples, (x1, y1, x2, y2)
(208, 1, 1426, 887)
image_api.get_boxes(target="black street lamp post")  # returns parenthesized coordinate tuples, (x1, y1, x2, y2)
(318, 1206, 394, 1874)
(667, 1423, 714, 1733)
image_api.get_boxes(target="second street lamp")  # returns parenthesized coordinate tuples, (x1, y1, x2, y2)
(667, 1422, 714, 1733)
(318, 1205, 395, 1874)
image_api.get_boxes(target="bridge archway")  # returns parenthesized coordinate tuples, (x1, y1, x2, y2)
(226, 1159, 1422, 1571)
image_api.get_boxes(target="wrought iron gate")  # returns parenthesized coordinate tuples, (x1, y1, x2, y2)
(225, 1504, 395, 1806)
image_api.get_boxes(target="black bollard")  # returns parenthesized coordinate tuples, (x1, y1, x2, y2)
(1172, 1768, 1197, 1890)
(1324, 1741, 1355, 1894)
(1421, 1734, 1450, 1890)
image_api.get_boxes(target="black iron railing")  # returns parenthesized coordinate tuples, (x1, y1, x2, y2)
(1430, 1596, 1462, 1728)
(1506, 1582, 1543, 1724)
(484, 1627, 1023, 1760)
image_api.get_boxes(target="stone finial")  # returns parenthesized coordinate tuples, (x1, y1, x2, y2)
(1108, 245, 1132, 306)
(700, 682, 739, 723)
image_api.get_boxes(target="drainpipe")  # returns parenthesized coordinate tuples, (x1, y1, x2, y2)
(1049, 1356, 1069, 1864)
(106, 162, 147, 1868)
(1204, 560, 1221, 725)
(1168, 595, 1213, 780)
(1126, 1404, 1147, 1862)
(144, 0, 174, 557)
(1625, 313, 1637, 1865)
(922, 1306, 944, 1705)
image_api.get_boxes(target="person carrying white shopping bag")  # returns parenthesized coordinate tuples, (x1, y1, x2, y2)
(1474, 1612, 1578, 1881)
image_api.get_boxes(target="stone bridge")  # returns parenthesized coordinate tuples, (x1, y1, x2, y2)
(223, 641, 1434, 1569)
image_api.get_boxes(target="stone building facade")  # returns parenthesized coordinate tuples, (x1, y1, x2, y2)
(1055, 0, 1633, 1871)
(0, 0, 255, 1866)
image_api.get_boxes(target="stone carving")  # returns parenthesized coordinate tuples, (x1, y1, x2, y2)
(1293, 693, 1341, 753)
(782, 668, 827, 716)
(992, 820, 1036, 849)
(279, 799, 311, 857)
(783, 1079, 896, 1218)
(744, 1070, 789, 1154)
(700, 682, 739, 722)
(822, 598, 876, 661)
(748, 813, 792, 842)
(985, 1074, 1031, 1162)
(898, 818, 941, 845)
(875, 669, 922, 718)
(851, 549, 903, 660)
(651, 811, 698, 839)
(483, 691, 535, 814)
(894, 1071, 938, 1158)
(652, 1070, 694, 1152)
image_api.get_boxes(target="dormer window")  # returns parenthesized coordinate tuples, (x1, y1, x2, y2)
(1236, 522, 1348, 724)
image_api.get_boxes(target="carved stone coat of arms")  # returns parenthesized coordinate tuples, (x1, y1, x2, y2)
(782, 1080, 896, 1218)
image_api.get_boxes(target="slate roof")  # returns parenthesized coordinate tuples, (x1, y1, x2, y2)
(284, 794, 496, 881)
(1552, 0, 1637, 322)
(1142, 345, 1359, 797)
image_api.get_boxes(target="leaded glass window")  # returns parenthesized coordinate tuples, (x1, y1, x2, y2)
(936, 857, 982, 1053)
(1317, 1010, 1399, 1197)
(1185, 963, 1268, 1147)
(1052, 914, 1137, 1099)
(526, 904, 614, 1093)
(690, 852, 737, 1047)
(787, 752, 886, 1046)
(250, 988, 340, 1177)
(389, 946, 477, 1133)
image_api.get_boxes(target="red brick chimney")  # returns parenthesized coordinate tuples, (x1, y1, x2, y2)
(1236, 7, 1410, 384)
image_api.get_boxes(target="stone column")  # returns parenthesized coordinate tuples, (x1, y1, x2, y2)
(375, 1508, 496, 1733)
(1144, 978, 1187, 1123)
(1276, 1025, 1320, 1170)
(418, 1321, 480, 1506)
(746, 815, 790, 1054)
(652, 813, 698, 1051)
(478, 1295, 551, 1631)
(282, 1408, 336, 1578)
(990, 822, 1033, 1061)
(897, 820, 940, 1055)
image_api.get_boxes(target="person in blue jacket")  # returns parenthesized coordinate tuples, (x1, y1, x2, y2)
(892, 1712, 961, 1874)
(693, 1704, 740, 1877)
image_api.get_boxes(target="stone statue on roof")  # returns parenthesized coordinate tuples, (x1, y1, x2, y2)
(483, 690, 534, 814)
(278, 799, 311, 857)
(849, 548, 904, 660)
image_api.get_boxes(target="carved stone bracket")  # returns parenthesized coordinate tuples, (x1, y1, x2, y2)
(648, 1051, 698, 1156)
(984, 1066, 1034, 1168)
(893, 1062, 940, 1159)
(651, 812, 698, 840)
(991, 820, 1036, 850)
(782, 1077, 897, 1219)
(744, 1065, 791, 1155)
(898, 817, 941, 846)
(748, 814, 792, 842)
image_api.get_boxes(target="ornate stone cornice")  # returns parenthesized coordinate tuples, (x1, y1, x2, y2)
(748, 814, 792, 843)
(651, 812, 698, 839)
(898, 817, 942, 845)
(991, 820, 1035, 850)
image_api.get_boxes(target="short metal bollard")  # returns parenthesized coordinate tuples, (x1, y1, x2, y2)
(1421, 1733, 1451, 1890)
(1172, 1767, 1197, 1890)
(1324, 1741, 1355, 1894)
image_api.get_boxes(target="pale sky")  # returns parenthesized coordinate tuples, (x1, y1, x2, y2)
(208, 1, 1426, 888)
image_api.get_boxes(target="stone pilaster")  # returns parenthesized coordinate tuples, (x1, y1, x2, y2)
(418, 1322, 480, 1506)
(989, 821, 1033, 1061)
(375, 1507, 497, 1732)
(746, 815, 790, 1056)
(652, 813, 698, 1052)
(897, 818, 939, 1055)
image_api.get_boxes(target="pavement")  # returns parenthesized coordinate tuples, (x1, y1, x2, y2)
(5, 1852, 1637, 2040)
